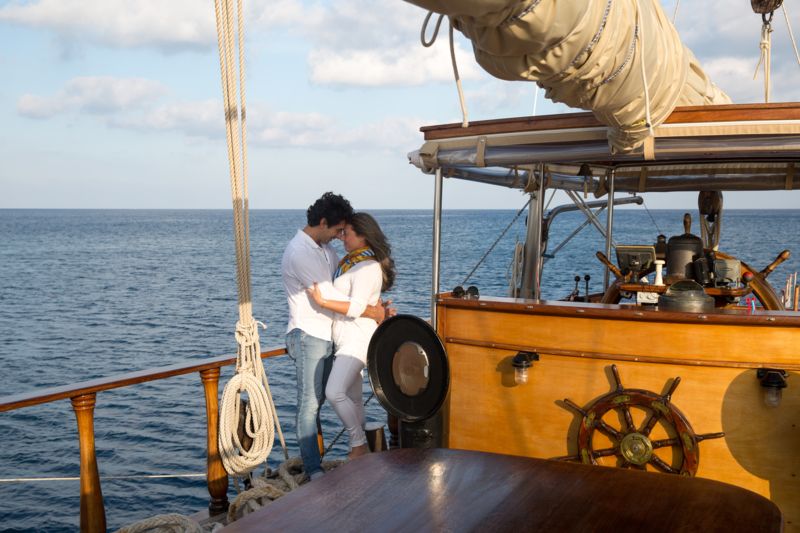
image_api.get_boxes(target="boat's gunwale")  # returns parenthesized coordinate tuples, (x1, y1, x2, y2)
(0, 347, 287, 413)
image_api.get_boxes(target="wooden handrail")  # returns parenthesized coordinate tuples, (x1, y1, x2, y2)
(0, 347, 287, 412)
(1, 347, 288, 531)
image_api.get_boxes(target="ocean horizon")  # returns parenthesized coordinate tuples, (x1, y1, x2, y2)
(2, 208, 799, 530)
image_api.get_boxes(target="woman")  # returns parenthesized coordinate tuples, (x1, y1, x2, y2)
(308, 212, 395, 458)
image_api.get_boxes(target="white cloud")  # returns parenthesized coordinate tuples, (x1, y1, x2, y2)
(17, 74, 420, 151)
(0, 0, 216, 52)
(251, 109, 421, 150)
(248, 0, 325, 28)
(17, 76, 167, 118)
(108, 99, 221, 137)
(309, 44, 480, 86)
(0, 0, 458, 88)
(301, 0, 481, 87)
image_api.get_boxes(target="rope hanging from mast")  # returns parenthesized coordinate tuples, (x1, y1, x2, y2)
(212, 0, 287, 477)
(421, 12, 469, 127)
(753, 10, 774, 103)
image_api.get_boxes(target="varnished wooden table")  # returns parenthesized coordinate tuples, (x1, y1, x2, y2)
(222, 448, 782, 532)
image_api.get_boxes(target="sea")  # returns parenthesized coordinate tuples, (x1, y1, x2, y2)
(1, 208, 799, 531)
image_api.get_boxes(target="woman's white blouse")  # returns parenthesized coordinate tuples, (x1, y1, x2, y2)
(331, 260, 383, 363)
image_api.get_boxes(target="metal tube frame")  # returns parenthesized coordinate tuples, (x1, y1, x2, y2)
(431, 167, 443, 326)
(521, 163, 546, 299)
(603, 170, 616, 290)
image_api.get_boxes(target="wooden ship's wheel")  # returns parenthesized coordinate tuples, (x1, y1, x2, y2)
(557, 365, 724, 475)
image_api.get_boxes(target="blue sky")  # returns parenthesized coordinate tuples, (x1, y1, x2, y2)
(1, 0, 799, 209)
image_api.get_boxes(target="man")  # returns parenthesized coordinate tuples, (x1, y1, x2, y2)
(281, 192, 387, 479)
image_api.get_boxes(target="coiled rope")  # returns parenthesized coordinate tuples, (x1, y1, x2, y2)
(213, 0, 287, 476)
(116, 514, 205, 533)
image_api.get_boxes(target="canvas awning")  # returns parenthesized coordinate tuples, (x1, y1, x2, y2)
(408, 103, 800, 194)
(403, 0, 731, 153)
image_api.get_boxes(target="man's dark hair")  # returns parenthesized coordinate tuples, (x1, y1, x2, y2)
(306, 192, 353, 227)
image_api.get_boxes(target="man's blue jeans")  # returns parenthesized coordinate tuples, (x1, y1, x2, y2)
(286, 328, 334, 478)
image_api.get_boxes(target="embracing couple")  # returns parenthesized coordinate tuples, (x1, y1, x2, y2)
(281, 192, 396, 480)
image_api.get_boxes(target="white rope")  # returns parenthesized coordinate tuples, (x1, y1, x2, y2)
(213, 0, 287, 477)
(218, 320, 278, 474)
(448, 20, 469, 127)
(635, 0, 654, 137)
(754, 17, 774, 103)
(115, 513, 204, 533)
(782, 4, 800, 68)
(420, 11, 444, 47)
(419, 12, 468, 127)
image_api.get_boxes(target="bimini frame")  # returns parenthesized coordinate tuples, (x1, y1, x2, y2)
(416, 102, 800, 311)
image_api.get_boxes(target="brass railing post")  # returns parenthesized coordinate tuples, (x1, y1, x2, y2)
(70, 393, 106, 533)
(200, 368, 228, 514)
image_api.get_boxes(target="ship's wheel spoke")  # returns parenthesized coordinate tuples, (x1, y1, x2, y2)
(562, 367, 716, 477)
(650, 437, 679, 450)
(595, 419, 623, 441)
(563, 398, 588, 416)
(592, 447, 619, 458)
(649, 454, 679, 474)
(638, 411, 661, 437)
(619, 404, 636, 433)
(697, 432, 725, 442)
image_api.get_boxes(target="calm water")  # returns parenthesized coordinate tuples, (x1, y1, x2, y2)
(1, 208, 799, 531)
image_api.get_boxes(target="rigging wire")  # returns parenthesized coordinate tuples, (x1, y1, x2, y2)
(0, 473, 206, 483)
(782, 3, 800, 68)
(461, 198, 532, 286)
(543, 187, 557, 211)
(640, 195, 663, 235)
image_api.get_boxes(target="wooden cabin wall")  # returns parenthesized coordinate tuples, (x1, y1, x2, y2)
(437, 301, 800, 529)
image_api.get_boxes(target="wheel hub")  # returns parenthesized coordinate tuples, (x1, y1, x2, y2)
(619, 432, 653, 465)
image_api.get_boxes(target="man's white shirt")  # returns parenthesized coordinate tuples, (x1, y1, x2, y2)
(282, 229, 341, 341)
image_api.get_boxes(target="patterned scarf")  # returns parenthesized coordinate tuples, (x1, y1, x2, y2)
(334, 246, 375, 279)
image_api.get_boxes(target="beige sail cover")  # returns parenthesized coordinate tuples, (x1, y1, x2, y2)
(406, 0, 731, 153)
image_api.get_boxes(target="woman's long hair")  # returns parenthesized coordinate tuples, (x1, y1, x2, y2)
(351, 212, 395, 291)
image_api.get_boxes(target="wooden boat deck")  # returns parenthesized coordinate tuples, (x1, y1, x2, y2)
(222, 448, 782, 532)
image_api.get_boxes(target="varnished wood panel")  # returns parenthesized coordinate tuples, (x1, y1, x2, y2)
(439, 303, 800, 529)
(422, 102, 800, 140)
(441, 306, 800, 368)
(223, 449, 782, 533)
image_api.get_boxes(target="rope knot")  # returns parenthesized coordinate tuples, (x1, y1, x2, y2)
(235, 318, 263, 348)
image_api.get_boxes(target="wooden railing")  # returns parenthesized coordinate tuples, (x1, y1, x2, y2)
(0, 347, 287, 532)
